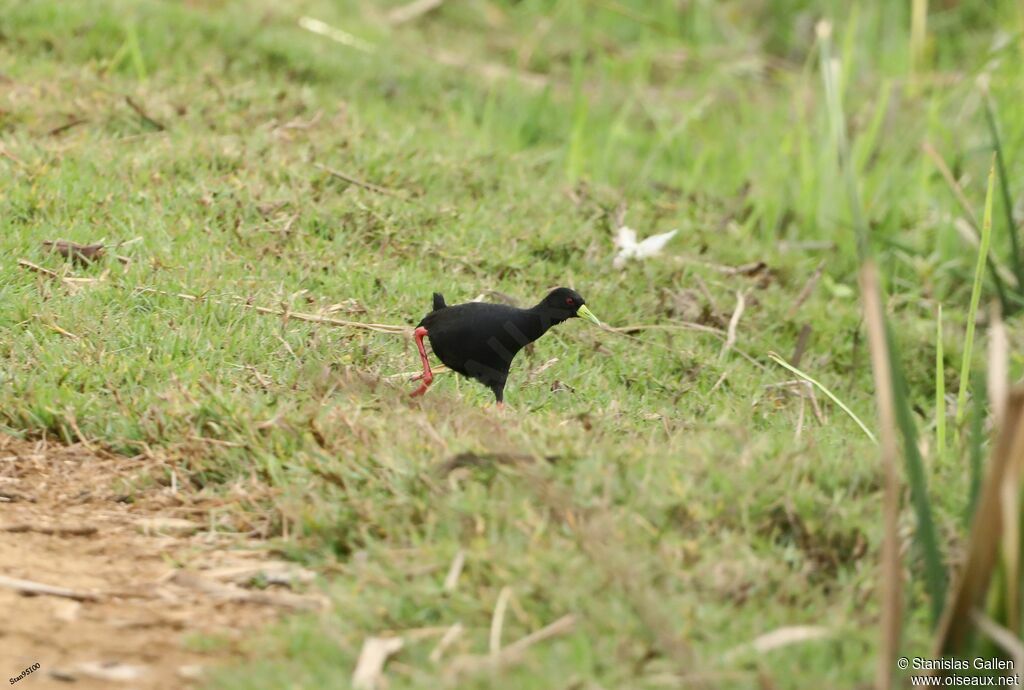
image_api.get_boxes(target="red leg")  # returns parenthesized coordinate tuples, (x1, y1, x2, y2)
(409, 327, 434, 397)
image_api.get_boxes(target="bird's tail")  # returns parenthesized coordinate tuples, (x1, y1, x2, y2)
(432, 292, 446, 311)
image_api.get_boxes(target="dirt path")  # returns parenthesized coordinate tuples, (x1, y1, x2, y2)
(0, 433, 320, 689)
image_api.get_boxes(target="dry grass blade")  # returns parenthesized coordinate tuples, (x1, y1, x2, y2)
(721, 625, 832, 662)
(718, 290, 746, 362)
(352, 636, 404, 690)
(298, 16, 375, 53)
(970, 610, 1024, 676)
(910, 0, 928, 77)
(498, 613, 575, 659)
(859, 261, 904, 690)
(935, 388, 1024, 655)
(767, 352, 876, 444)
(387, 0, 444, 25)
(429, 623, 463, 664)
(130, 286, 409, 334)
(430, 49, 549, 91)
(489, 586, 513, 655)
(17, 259, 60, 279)
(314, 162, 407, 199)
(0, 574, 99, 601)
(46, 322, 80, 340)
(987, 302, 1008, 429)
(442, 549, 465, 592)
(448, 614, 576, 677)
(17, 259, 106, 293)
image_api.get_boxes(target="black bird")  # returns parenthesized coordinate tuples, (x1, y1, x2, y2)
(410, 287, 601, 404)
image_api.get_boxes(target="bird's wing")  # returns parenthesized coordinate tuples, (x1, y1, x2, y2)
(432, 292, 446, 311)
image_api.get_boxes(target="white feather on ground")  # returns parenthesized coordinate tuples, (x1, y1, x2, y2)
(612, 226, 678, 268)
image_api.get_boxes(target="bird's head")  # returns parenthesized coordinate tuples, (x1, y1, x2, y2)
(538, 287, 601, 326)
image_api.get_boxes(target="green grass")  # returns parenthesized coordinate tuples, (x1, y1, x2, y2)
(1, 1, 1022, 688)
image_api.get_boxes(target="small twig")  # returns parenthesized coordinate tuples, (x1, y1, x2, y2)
(526, 357, 559, 383)
(315, 163, 405, 199)
(0, 142, 25, 167)
(603, 322, 766, 371)
(788, 260, 826, 318)
(125, 96, 166, 131)
(608, 321, 723, 336)
(718, 290, 746, 362)
(791, 324, 812, 368)
(2, 524, 98, 537)
(66, 410, 97, 452)
(0, 574, 99, 601)
(47, 117, 89, 137)
(800, 381, 826, 425)
(795, 393, 806, 441)
(692, 274, 720, 317)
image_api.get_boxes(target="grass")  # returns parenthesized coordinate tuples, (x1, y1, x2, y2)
(1, 0, 1022, 688)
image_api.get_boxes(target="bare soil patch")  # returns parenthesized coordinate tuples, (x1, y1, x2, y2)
(0, 433, 320, 689)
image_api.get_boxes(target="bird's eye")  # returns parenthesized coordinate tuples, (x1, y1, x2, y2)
(565, 297, 574, 306)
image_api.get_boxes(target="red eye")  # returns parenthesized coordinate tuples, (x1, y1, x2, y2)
(565, 297, 574, 306)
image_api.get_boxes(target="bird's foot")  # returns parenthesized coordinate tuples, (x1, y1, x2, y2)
(410, 373, 433, 397)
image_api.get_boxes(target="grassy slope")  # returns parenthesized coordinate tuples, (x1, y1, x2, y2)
(0, 1, 1022, 687)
